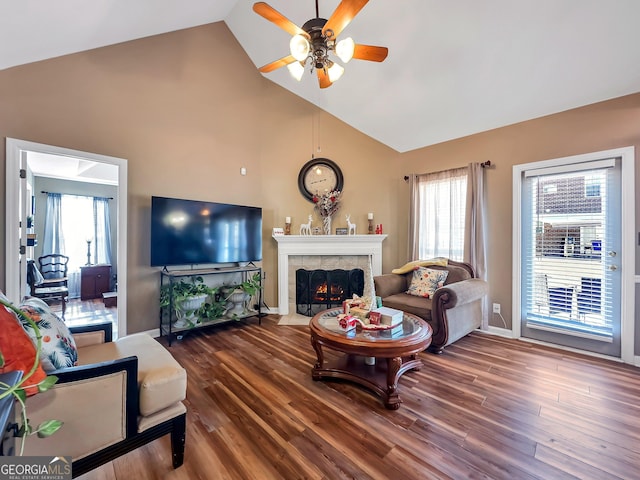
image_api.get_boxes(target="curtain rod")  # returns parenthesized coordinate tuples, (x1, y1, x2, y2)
(41, 191, 113, 200)
(404, 161, 493, 181)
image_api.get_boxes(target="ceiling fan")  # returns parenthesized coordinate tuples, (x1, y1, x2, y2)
(253, 0, 388, 88)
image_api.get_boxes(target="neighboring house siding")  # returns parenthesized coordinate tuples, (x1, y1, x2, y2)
(538, 176, 602, 215)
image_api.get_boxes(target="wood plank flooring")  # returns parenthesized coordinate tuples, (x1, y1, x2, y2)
(78, 316, 640, 480)
(47, 297, 118, 333)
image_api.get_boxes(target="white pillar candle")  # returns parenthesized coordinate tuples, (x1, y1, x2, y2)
(367, 213, 374, 220)
(285, 217, 291, 223)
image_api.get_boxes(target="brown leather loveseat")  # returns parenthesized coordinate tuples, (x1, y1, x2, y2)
(374, 259, 489, 354)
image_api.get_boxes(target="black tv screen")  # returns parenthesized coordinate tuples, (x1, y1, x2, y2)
(150, 196, 262, 267)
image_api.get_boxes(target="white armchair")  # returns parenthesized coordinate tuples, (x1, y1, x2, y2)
(17, 322, 187, 477)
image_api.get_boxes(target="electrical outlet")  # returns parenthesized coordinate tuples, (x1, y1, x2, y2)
(492, 303, 501, 314)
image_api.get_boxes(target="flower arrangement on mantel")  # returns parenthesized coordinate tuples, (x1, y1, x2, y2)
(313, 190, 341, 235)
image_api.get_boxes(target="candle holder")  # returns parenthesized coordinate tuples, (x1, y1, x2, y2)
(368, 219, 374, 234)
(285, 222, 291, 235)
(86, 239, 92, 265)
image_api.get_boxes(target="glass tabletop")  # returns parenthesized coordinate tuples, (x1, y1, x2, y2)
(315, 308, 424, 342)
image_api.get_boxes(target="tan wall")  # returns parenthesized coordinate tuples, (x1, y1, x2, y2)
(401, 93, 640, 349)
(0, 22, 401, 333)
(1, 21, 639, 351)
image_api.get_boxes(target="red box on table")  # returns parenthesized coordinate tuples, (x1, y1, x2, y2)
(337, 314, 358, 331)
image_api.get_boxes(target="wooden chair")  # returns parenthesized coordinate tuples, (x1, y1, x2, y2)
(27, 254, 70, 318)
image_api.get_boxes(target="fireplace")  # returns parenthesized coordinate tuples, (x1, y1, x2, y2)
(296, 268, 364, 316)
(272, 234, 387, 316)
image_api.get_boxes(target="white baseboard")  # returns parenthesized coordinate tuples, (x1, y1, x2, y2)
(478, 327, 640, 367)
(476, 326, 514, 338)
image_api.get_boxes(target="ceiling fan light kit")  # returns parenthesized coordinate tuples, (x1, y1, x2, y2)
(290, 34, 310, 61)
(335, 37, 355, 63)
(253, 0, 388, 89)
(326, 61, 344, 82)
(287, 61, 305, 81)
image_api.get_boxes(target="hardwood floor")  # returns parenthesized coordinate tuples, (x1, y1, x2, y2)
(47, 297, 118, 334)
(77, 316, 640, 480)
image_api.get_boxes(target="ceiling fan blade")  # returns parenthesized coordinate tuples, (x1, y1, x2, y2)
(322, 0, 369, 38)
(317, 68, 332, 89)
(352, 44, 388, 62)
(259, 55, 296, 73)
(253, 2, 309, 38)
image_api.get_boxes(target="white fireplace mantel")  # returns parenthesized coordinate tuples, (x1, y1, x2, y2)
(272, 234, 387, 315)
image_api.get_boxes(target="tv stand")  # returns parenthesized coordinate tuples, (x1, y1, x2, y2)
(159, 265, 264, 345)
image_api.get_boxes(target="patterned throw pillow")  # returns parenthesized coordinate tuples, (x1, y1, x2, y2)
(406, 267, 449, 298)
(0, 298, 48, 396)
(19, 297, 78, 372)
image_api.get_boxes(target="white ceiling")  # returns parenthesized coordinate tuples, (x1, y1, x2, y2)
(27, 152, 119, 185)
(4, 1, 640, 153)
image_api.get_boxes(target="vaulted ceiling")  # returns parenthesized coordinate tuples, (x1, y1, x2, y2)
(4, 1, 640, 152)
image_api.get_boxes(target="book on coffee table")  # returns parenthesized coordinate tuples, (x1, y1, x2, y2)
(369, 307, 403, 327)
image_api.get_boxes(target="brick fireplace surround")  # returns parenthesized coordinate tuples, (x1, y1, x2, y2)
(272, 234, 387, 315)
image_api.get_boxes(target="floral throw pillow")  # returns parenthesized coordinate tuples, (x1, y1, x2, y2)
(0, 298, 48, 396)
(406, 267, 449, 298)
(19, 297, 78, 372)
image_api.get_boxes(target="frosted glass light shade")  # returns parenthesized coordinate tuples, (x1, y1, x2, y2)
(290, 35, 310, 62)
(327, 62, 344, 82)
(336, 37, 355, 63)
(287, 61, 305, 81)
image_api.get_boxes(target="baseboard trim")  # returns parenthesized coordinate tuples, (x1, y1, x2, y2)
(518, 336, 628, 364)
(476, 326, 514, 338)
(477, 327, 640, 367)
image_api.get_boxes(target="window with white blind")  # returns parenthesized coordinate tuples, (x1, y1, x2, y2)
(521, 158, 619, 345)
(414, 167, 467, 261)
(514, 146, 635, 361)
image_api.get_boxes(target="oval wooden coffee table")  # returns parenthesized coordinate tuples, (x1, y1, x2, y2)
(310, 308, 432, 409)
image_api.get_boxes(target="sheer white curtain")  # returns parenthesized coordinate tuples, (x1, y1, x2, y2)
(408, 163, 488, 329)
(93, 197, 113, 265)
(409, 167, 468, 261)
(59, 195, 93, 297)
(42, 194, 112, 298)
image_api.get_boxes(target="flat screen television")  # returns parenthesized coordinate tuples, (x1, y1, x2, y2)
(150, 196, 262, 267)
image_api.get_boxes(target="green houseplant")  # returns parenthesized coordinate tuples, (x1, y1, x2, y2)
(160, 276, 226, 327)
(222, 272, 262, 318)
(0, 298, 62, 455)
(237, 272, 262, 298)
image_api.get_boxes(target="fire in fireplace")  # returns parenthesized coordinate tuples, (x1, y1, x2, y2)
(296, 268, 364, 316)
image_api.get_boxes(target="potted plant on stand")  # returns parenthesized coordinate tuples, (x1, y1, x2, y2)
(160, 276, 218, 328)
(223, 272, 262, 319)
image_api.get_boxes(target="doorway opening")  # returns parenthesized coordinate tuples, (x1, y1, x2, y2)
(5, 138, 128, 338)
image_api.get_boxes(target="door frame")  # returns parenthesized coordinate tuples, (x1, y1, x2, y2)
(5, 138, 128, 337)
(512, 146, 635, 364)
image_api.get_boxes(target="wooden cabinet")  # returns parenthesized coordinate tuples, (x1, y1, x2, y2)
(81, 264, 111, 300)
